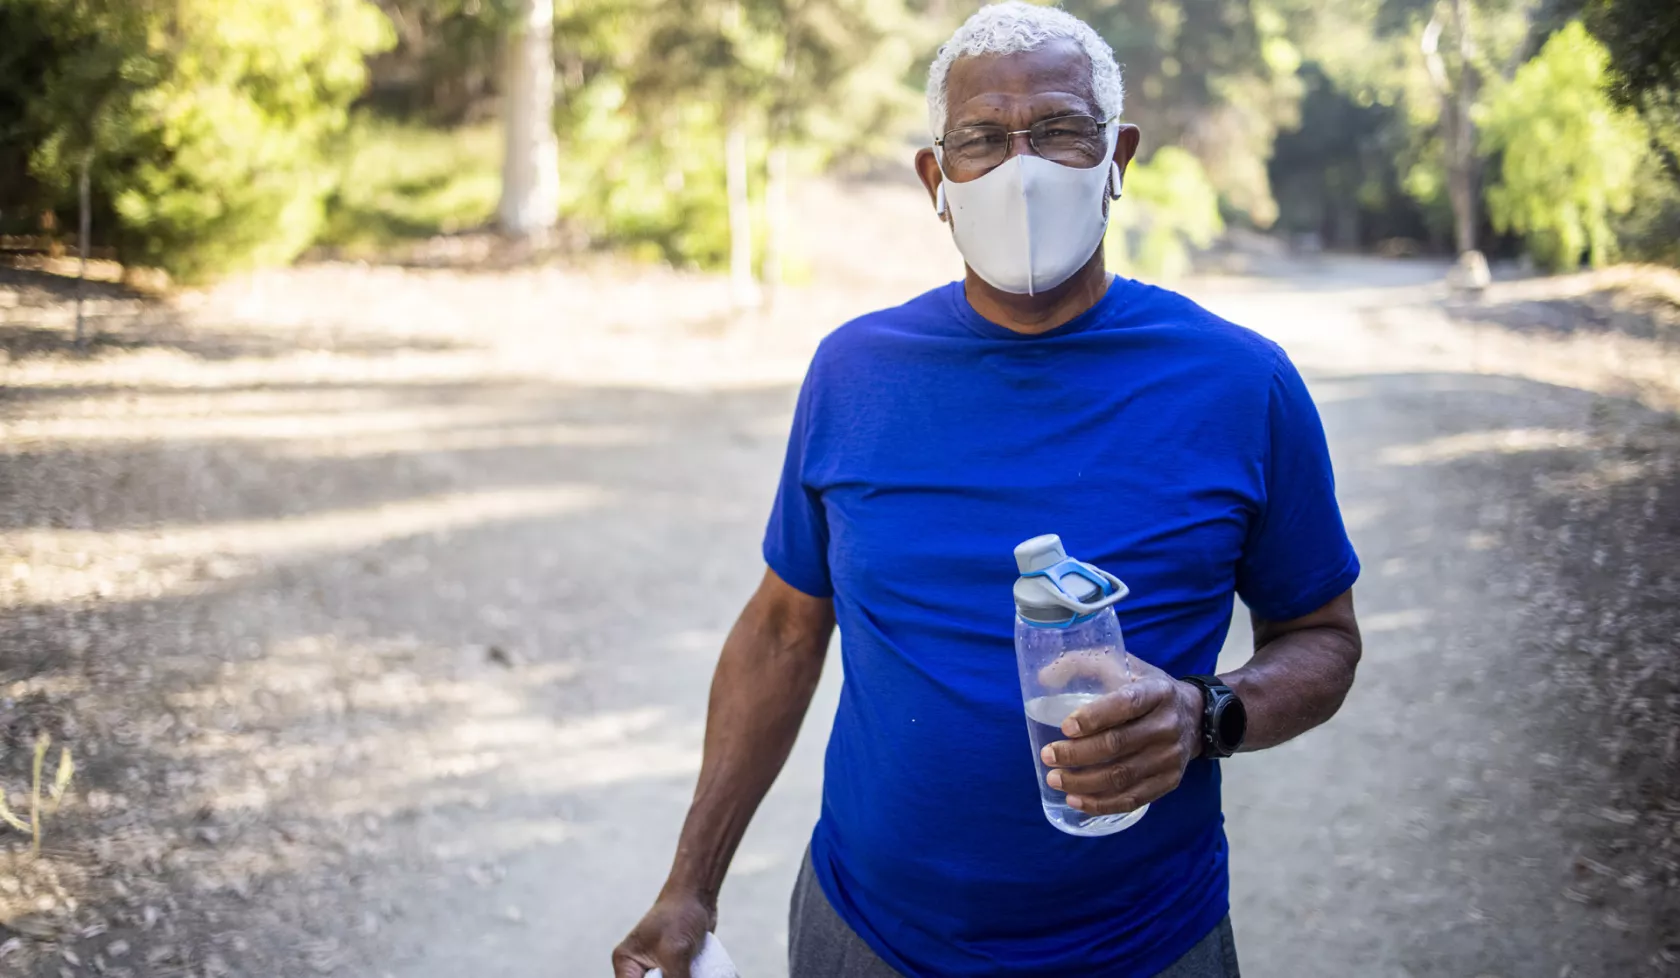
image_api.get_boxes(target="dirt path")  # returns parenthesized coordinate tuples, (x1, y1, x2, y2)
(1, 182, 1676, 978)
(1192, 262, 1680, 978)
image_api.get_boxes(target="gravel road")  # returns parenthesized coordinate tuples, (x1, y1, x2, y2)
(1, 180, 1676, 978)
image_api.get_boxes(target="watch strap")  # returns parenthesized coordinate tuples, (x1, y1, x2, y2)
(1182, 674, 1244, 758)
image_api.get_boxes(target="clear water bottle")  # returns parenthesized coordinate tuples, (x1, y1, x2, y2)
(1012, 533, 1148, 837)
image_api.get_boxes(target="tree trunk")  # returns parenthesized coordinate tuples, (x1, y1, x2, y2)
(1422, 1, 1485, 287)
(725, 121, 760, 310)
(1447, 0, 1478, 257)
(497, 0, 560, 239)
(75, 154, 90, 350)
(763, 142, 789, 299)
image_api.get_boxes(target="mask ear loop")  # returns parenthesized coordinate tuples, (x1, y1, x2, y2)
(1109, 161, 1124, 200)
(932, 143, 950, 217)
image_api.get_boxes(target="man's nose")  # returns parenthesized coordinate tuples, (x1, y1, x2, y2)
(1005, 129, 1040, 161)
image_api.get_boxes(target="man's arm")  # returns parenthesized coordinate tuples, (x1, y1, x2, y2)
(612, 568, 835, 978)
(1041, 589, 1361, 816)
(1225, 588, 1361, 752)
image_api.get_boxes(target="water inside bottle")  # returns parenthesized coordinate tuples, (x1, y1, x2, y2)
(1023, 692, 1149, 837)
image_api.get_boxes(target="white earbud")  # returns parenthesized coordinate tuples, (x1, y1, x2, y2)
(935, 181, 947, 216)
(1109, 162, 1124, 200)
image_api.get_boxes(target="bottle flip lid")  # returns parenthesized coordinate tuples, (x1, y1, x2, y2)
(1012, 534, 1128, 624)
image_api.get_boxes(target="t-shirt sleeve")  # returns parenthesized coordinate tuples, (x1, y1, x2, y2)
(1235, 349, 1361, 622)
(762, 360, 833, 598)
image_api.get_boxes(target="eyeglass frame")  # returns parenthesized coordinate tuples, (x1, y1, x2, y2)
(934, 114, 1120, 180)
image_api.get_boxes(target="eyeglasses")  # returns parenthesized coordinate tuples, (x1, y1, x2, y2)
(936, 114, 1113, 179)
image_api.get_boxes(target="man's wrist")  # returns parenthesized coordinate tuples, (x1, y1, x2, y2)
(663, 848, 725, 911)
(659, 872, 720, 916)
(1175, 679, 1206, 760)
(1181, 674, 1248, 757)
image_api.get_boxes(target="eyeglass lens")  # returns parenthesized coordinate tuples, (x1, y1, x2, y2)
(941, 115, 1107, 175)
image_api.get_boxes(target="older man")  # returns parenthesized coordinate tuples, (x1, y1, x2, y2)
(613, 3, 1362, 976)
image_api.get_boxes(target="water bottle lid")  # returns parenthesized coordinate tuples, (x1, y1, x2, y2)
(1012, 534, 1128, 624)
(1014, 533, 1069, 574)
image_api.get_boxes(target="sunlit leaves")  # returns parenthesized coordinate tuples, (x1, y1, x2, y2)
(1479, 21, 1647, 269)
(12, 0, 395, 280)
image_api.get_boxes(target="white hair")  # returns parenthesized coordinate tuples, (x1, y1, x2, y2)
(926, 2, 1124, 138)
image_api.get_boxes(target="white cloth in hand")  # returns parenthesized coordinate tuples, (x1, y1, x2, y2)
(645, 932, 739, 978)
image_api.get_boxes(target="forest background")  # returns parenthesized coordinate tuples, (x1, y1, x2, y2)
(0, 0, 1677, 288)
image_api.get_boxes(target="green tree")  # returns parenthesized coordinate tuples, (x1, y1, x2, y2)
(551, 0, 914, 274)
(1579, 0, 1680, 263)
(1579, 0, 1680, 104)
(363, 0, 514, 123)
(1105, 146, 1224, 279)
(4, 0, 392, 282)
(1060, 0, 1304, 227)
(1268, 63, 1434, 250)
(1479, 20, 1647, 268)
(1274, 0, 1549, 259)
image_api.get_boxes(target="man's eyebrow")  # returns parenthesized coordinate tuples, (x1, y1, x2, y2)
(947, 109, 1003, 130)
(947, 102, 1092, 131)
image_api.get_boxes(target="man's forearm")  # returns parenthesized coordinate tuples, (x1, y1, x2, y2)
(664, 575, 834, 907)
(1219, 590, 1361, 753)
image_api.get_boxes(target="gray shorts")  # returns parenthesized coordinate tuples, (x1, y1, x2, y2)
(788, 849, 1241, 978)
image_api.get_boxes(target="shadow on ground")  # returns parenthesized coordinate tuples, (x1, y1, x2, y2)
(1228, 367, 1679, 978)
(1443, 272, 1680, 349)
(0, 363, 799, 976)
(1, 320, 1676, 976)
(0, 266, 474, 363)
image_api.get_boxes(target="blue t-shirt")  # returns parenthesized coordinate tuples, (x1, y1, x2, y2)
(763, 277, 1359, 977)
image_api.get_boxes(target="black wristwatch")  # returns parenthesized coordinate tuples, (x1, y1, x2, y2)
(1182, 676, 1247, 759)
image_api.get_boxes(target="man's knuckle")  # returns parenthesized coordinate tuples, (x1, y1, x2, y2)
(1103, 727, 1127, 755)
(1105, 762, 1132, 792)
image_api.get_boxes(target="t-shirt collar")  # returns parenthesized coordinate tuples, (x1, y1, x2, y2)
(948, 273, 1134, 341)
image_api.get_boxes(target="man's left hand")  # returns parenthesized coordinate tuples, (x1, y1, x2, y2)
(1040, 657, 1204, 816)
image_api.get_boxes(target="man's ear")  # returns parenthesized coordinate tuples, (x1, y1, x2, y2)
(1112, 123, 1142, 184)
(913, 146, 947, 222)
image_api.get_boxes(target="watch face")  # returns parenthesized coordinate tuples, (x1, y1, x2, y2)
(1215, 695, 1247, 751)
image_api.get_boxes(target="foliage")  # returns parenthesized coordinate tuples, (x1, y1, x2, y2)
(1479, 21, 1647, 269)
(3, 0, 392, 282)
(364, 0, 517, 123)
(1269, 62, 1435, 249)
(1613, 139, 1680, 265)
(1580, 0, 1680, 104)
(1061, 0, 1304, 227)
(551, 0, 918, 266)
(316, 116, 501, 253)
(7, 0, 1677, 278)
(1105, 147, 1223, 279)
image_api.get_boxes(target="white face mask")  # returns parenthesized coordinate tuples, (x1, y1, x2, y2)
(936, 127, 1121, 296)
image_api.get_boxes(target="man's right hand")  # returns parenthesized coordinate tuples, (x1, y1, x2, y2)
(613, 570, 832, 976)
(611, 890, 715, 978)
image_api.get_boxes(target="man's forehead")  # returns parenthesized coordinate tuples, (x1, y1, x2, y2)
(943, 39, 1096, 123)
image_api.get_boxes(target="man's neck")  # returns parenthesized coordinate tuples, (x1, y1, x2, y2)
(962, 251, 1113, 336)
